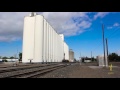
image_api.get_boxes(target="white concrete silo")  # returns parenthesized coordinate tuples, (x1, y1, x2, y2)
(64, 42, 69, 60)
(22, 16, 35, 63)
(23, 13, 70, 63)
(22, 14, 44, 63)
(34, 15, 44, 62)
(43, 19, 47, 63)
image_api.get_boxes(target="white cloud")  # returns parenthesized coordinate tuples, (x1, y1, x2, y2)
(94, 12, 109, 20)
(107, 22, 120, 29)
(0, 12, 30, 42)
(107, 26, 113, 29)
(41, 12, 92, 36)
(0, 12, 92, 42)
(113, 23, 119, 27)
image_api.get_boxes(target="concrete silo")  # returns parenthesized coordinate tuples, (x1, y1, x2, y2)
(69, 49, 74, 62)
(22, 13, 69, 63)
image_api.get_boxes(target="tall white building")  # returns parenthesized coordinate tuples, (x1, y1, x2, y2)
(22, 13, 69, 63)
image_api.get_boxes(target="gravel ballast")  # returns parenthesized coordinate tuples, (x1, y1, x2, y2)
(39, 63, 120, 78)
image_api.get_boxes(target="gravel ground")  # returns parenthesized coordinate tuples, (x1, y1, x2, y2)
(39, 63, 120, 78)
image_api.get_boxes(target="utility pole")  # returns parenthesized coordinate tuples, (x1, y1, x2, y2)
(80, 52, 81, 63)
(106, 38, 109, 66)
(91, 51, 92, 61)
(102, 24, 106, 67)
(80, 52, 81, 59)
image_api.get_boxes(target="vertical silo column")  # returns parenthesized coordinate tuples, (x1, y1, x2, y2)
(55, 32, 57, 62)
(48, 22, 49, 62)
(50, 26, 52, 62)
(62, 39, 64, 62)
(57, 35, 58, 62)
(62, 40, 64, 61)
(56, 33, 57, 62)
(57, 33, 58, 62)
(51, 28, 52, 62)
(48, 24, 50, 62)
(51, 27, 53, 62)
(45, 21, 47, 63)
(56, 33, 58, 62)
(54, 32, 56, 62)
(60, 37, 62, 62)
(54, 31, 56, 62)
(54, 31, 55, 62)
(59, 37, 61, 62)
(42, 18, 44, 63)
(46, 22, 48, 63)
(22, 16, 35, 63)
(59, 36, 60, 62)
(62, 38, 63, 62)
(53, 28, 54, 62)
(43, 19, 47, 63)
(34, 15, 44, 62)
(48, 25, 50, 62)
(68, 46, 69, 60)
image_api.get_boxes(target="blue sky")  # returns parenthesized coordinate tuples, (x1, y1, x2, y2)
(0, 12, 120, 60)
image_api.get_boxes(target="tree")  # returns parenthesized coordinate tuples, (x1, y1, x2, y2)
(2, 57, 8, 59)
(19, 52, 22, 62)
(74, 58, 76, 62)
(81, 57, 85, 62)
(10, 56, 14, 59)
(2, 57, 8, 62)
(0, 56, 2, 59)
(118, 56, 120, 61)
(108, 53, 119, 62)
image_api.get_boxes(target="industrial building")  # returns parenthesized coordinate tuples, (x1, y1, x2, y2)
(69, 49, 74, 62)
(22, 13, 69, 63)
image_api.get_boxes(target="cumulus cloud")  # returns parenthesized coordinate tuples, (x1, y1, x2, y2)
(0, 12, 30, 42)
(94, 12, 109, 20)
(107, 22, 120, 29)
(41, 12, 92, 36)
(113, 23, 119, 27)
(0, 12, 96, 42)
(107, 26, 113, 29)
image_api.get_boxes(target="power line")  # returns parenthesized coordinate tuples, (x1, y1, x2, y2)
(92, 26, 120, 55)
(106, 27, 120, 39)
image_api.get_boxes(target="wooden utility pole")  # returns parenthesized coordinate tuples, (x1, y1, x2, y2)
(102, 24, 106, 66)
(91, 51, 92, 61)
(106, 38, 109, 66)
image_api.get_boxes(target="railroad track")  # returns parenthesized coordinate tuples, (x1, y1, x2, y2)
(0, 63, 57, 73)
(0, 64, 32, 68)
(0, 64, 69, 78)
